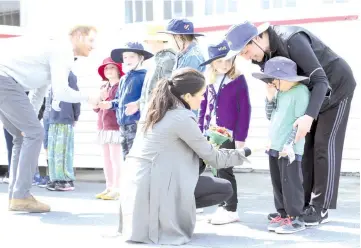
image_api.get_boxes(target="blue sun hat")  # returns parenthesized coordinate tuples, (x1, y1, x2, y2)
(200, 40, 230, 67)
(252, 57, 309, 83)
(224, 21, 270, 60)
(111, 42, 154, 63)
(158, 18, 204, 37)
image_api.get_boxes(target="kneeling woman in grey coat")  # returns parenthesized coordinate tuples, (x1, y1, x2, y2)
(119, 67, 252, 245)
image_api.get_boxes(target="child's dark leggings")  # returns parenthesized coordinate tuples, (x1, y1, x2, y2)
(269, 155, 304, 217)
(119, 123, 137, 160)
(216, 140, 238, 212)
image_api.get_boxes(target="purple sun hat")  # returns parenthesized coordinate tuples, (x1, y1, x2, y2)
(158, 18, 204, 37)
(252, 56, 309, 83)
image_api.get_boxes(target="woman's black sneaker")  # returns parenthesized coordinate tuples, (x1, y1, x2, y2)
(303, 206, 329, 226)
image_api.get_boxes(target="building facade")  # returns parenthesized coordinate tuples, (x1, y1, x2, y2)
(0, 0, 359, 169)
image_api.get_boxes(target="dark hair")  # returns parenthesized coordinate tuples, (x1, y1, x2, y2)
(143, 67, 205, 132)
(174, 34, 197, 51)
(248, 26, 269, 45)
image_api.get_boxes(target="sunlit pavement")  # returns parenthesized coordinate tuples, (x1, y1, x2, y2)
(1, 172, 359, 248)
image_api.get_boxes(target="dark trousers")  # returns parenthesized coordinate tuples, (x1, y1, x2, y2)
(195, 175, 233, 209)
(302, 94, 353, 210)
(216, 140, 238, 212)
(119, 123, 137, 160)
(4, 128, 13, 172)
(269, 156, 304, 217)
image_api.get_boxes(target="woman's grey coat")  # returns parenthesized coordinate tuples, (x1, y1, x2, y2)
(119, 107, 249, 245)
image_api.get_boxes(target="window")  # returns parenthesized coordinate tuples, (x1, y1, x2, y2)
(164, 0, 172, 19)
(0, 1, 20, 26)
(205, 0, 238, 15)
(145, 0, 153, 21)
(173, 0, 183, 18)
(261, 0, 270, 9)
(185, 0, 193, 17)
(205, 0, 213, 15)
(228, 0, 238, 12)
(261, 0, 296, 9)
(124, 0, 154, 24)
(273, 0, 283, 8)
(163, 0, 194, 20)
(285, 0, 296, 7)
(216, 0, 225, 14)
(135, 0, 143, 22)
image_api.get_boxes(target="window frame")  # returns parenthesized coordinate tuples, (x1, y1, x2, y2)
(125, 0, 154, 24)
(0, 0, 21, 26)
(163, 0, 194, 20)
(205, 0, 238, 16)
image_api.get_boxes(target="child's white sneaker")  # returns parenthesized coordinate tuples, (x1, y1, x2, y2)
(196, 208, 204, 214)
(209, 207, 240, 225)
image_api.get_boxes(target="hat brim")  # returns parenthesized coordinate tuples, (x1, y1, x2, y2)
(157, 31, 204, 37)
(252, 72, 309, 83)
(200, 54, 227, 67)
(224, 22, 271, 61)
(111, 48, 154, 63)
(98, 62, 124, 80)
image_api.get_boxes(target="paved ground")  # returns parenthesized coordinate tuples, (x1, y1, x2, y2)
(1, 172, 359, 247)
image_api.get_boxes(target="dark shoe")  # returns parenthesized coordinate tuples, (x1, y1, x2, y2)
(268, 212, 280, 221)
(56, 181, 74, 191)
(275, 216, 306, 234)
(63, 181, 75, 191)
(303, 206, 329, 226)
(46, 181, 57, 191)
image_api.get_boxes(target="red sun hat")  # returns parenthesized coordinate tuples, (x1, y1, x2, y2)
(98, 57, 124, 80)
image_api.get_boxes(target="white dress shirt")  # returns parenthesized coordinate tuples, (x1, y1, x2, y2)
(0, 36, 87, 114)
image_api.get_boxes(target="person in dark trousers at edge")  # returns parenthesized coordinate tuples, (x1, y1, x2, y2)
(224, 21, 356, 226)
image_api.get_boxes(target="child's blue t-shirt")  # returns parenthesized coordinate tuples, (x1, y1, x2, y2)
(269, 84, 310, 155)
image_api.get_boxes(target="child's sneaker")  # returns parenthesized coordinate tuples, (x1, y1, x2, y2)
(101, 190, 120, 200)
(267, 212, 280, 220)
(46, 181, 58, 191)
(196, 208, 204, 214)
(67, 181, 75, 190)
(210, 207, 240, 225)
(96, 189, 110, 199)
(2, 176, 9, 184)
(32, 173, 42, 186)
(267, 215, 285, 231)
(37, 176, 50, 188)
(56, 181, 75, 191)
(275, 216, 306, 234)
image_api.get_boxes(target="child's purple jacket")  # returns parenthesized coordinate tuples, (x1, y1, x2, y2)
(198, 74, 251, 142)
